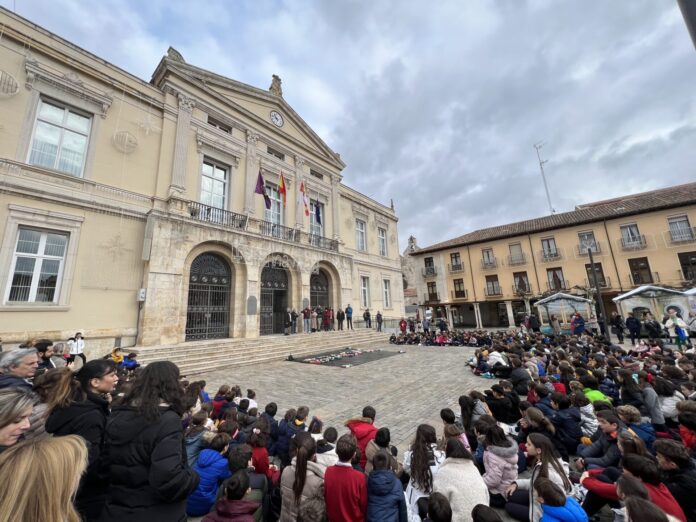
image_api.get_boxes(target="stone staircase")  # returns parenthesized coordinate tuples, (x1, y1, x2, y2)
(134, 329, 390, 376)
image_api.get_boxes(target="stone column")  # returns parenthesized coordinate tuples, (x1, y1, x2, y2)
(169, 93, 195, 195)
(524, 298, 531, 314)
(505, 300, 515, 327)
(244, 131, 259, 214)
(330, 176, 340, 239)
(295, 156, 305, 229)
(474, 302, 482, 328)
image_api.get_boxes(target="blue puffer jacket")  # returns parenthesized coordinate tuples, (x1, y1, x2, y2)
(186, 449, 232, 517)
(276, 419, 305, 456)
(540, 497, 588, 522)
(185, 430, 206, 467)
(367, 469, 408, 522)
(628, 422, 656, 453)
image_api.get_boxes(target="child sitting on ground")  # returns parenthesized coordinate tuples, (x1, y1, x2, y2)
(533, 477, 588, 522)
(202, 470, 260, 522)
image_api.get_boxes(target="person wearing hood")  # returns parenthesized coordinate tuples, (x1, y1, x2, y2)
(367, 450, 408, 521)
(187, 433, 232, 517)
(185, 411, 210, 467)
(203, 470, 260, 522)
(433, 438, 489, 522)
(345, 405, 378, 469)
(654, 439, 696, 522)
(534, 478, 587, 522)
(0, 348, 38, 389)
(100, 361, 199, 522)
(44, 360, 118, 520)
(480, 425, 519, 507)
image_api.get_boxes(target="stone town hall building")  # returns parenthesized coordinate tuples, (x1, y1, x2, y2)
(0, 9, 404, 351)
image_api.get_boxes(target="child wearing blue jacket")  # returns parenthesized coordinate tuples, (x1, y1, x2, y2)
(534, 477, 587, 522)
(367, 451, 408, 522)
(187, 433, 232, 517)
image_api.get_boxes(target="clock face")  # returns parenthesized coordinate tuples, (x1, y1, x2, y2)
(270, 110, 284, 127)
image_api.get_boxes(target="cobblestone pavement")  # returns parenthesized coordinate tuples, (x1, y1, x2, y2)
(190, 343, 487, 453)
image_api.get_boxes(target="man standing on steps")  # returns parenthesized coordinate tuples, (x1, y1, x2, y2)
(302, 306, 311, 333)
(284, 308, 292, 336)
(376, 311, 383, 332)
(363, 309, 372, 328)
(346, 304, 354, 330)
(337, 307, 345, 330)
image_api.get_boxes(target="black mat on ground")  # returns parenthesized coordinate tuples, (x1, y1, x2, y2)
(288, 348, 400, 367)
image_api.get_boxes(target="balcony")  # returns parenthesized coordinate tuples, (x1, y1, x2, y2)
(480, 258, 498, 270)
(424, 292, 440, 303)
(484, 285, 503, 297)
(621, 235, 647, 250)
(629, 272, 660, 286)
(538, 249, 563, 263)
(576, 243, 602, 256)
(186, 201, 339, 252)
(448, 263, 464, 273)
(422, 266, 437, 278)
(679, 269, 696, 281)
(546, 280, 570, 292)
(507, 253, 527, 266)
(667, 228, 696, 244)
(512, 283, 533, 295)
(451, 289, 468, 300)
(584, 277, 612, 289)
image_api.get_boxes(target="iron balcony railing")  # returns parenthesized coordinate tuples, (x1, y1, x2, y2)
(484, 285, 502, 297)
(679, 269, 696, 281)
(188, 202, 248, 230)
(546, 280, 570, 292)
(668, 227, 696, 243)
(512, 283, 533, 295)
(451, 289, 468, 299)
(577, 243, 601, 256)
(584, 276, 612, 289)
(422, 266, 437, 277)
(424, 292, 440, 303)
(187, 202, 339, 252)
(448, 263, 464, 273)
(629, 272, 659, 286)
(621, 235, 647, 250)
(538, 249, 562, 262)
(507, 253, 527, 266)
(480, 258, 498, 269)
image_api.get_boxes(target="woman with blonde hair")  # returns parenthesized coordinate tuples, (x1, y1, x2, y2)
(0, 434, 88, 522)
(0, 387, 35, 453)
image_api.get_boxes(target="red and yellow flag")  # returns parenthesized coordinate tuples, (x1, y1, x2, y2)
(278, 172, 287, 207)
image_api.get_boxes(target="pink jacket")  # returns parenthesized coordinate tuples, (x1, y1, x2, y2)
(482, 439, 519, 495)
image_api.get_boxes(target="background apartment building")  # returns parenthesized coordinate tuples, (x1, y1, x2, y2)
(0, 8, 404, 353)
(408, 183, 696, 328)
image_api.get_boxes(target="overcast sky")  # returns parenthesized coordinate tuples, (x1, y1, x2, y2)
(4, 0, 696, 251)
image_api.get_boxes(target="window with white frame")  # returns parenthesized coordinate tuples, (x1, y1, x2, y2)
(360, 276, 370, 308)
(378, 227, 387, 256)
(29, 99, 92, 177)
(264, 184, 283, 225)
(356, 219, 367, 251)
(668, 216, 693, 242)
(7, 228, 68, 303)
(200, 159, 228, 210)
(382, 279, 391, 308)
(310, 200, 324, 237)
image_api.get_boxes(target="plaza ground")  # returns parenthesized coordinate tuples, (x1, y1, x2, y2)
(190, 342, 485, 454)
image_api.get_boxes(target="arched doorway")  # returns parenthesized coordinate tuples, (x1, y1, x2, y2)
(185, 253, 231, 341)
(310, 270, 330, 309)
(260, 262, 289, 335)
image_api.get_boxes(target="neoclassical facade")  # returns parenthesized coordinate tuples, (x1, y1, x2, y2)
(0, 9, 404, 351)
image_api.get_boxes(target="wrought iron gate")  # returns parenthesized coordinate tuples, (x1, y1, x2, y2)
(185, 253, 231, 341)
(310, 270, 329, 309)
(260, 263, 288, 335)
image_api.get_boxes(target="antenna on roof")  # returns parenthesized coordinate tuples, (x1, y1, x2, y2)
(534, 141, 556, 214)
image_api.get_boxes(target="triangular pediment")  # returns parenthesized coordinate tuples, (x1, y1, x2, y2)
(152, 58, 344, 170)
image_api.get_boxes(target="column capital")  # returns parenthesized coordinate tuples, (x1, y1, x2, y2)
(246, 131, 259, 145)
(177, 93, 195, 113)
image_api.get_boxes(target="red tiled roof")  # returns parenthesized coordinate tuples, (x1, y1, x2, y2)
(413, 182, 696, 254)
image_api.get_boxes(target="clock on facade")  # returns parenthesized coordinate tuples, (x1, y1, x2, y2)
(270, 110, 284, 127)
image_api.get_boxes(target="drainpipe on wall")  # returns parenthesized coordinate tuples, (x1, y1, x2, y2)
(603, 218, 624, 292)
(527, 234, 541, 293)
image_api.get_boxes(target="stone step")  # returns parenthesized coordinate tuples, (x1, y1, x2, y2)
(134, 331, 389, 375)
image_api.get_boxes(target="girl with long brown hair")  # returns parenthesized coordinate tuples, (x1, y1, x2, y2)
(279, 431, 325, 521)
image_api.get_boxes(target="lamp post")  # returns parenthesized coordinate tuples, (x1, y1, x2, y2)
(588, 248, 612, 343)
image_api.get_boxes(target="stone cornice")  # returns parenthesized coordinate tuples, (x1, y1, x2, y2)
(195, 128, 242, 166)
(25, 58, 113, 117)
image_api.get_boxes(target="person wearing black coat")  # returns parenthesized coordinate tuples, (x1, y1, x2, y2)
(625, 313, 642, 344)
(654, 439, 696, 522)
(367, 452, 408, 522)
(509, 360, 532, 395)
(485, 385, 519, 425)
(100, 361, 199, 522)
(548, 393, 583, 458)
(42, 360, 118, 521)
